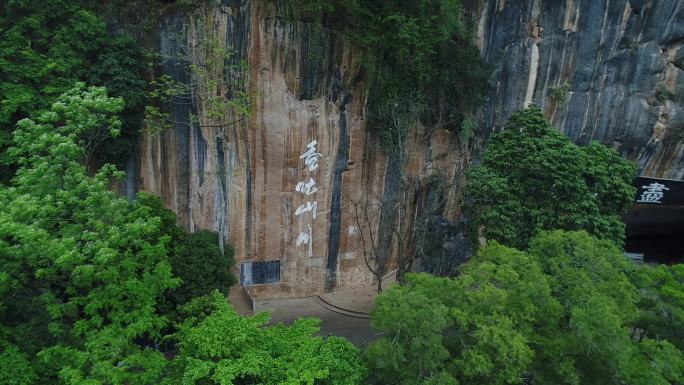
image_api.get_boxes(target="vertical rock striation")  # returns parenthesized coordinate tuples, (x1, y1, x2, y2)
(104, 0, 683, 297)
(474, 0, 684, 179)
(113, 1, 467, 297)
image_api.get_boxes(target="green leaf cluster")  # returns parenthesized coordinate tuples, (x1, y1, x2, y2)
(144, 30, 250, 135)
(134, 193, 237, 311)
(0, 0, 146, 176)
(464, 105, 637, 249)
(368, 230, 684, 385)
(0, 84, 177, 384)
(632, 264, 684, 351)
(547, 84, 570, 105)
(165, 291, 366, 385)
(285, 0, 489, 148)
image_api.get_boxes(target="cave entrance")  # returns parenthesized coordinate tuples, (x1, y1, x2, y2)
(622, 177, 684, 265)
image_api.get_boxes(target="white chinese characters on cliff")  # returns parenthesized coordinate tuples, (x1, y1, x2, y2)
(636, 182, 669, 204)
(295, 140, 321, 257)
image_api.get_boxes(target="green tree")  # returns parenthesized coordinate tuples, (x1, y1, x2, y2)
(632, 264, 684, 351)
(0, 341, 36, 385)
(356, 0, 488, 145)
(164, 291, 366, 385)
(286, 0, 488, 141)
(134, 193, 236, 310)
(367, 230, 684, 385)
(0, 84, 177, 384)
(143, 43, 250, 135)
(367, 242, 549, 385)
(85, 35, 147, 166)
(0, 0, 146, 176)
(171, 230, 236, 306)
(464, 106, 636, 249)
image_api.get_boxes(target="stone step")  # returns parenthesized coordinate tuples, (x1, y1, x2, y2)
(228, 286, 254, 315)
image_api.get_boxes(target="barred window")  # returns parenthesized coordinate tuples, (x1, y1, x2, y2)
(241, 260, 280, 286)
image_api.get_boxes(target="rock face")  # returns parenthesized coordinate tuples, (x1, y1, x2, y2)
(109, 1, 468, 298)
(474, 0, 684, 179)
(106, 0, 684, 297)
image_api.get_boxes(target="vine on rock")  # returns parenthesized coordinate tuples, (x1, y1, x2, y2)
(144, 22, 250, 135)
(284, 0, 489, 149)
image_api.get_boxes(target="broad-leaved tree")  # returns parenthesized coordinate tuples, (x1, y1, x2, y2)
(368, 230, 684, 385)
(464, 106, 636, 249)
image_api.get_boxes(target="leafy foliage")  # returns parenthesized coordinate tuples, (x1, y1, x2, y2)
(286, 0, 489, 147)
(135, 192, 237, 309)
(368, 230, 684, 385)
(0, 341, 36, 385)
(144, 31, 250, 135)
(86, 35, 147, 166)
(0, 84, 177, 384)
(0, 0, 146, 176)
(366, 1, 487, 145)
(172, 230, 236, 306)
(547, 84, 570, 105)
(458, 116, 478, 146)
(165, 291, 366, 385)
(464, 105, 636, 249)
(632, 264, 684, 351)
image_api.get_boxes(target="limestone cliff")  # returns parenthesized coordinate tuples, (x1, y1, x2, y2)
(104, 0, 684, 297)
(474, 0, 684, 179)
(106, 1, 469, 297)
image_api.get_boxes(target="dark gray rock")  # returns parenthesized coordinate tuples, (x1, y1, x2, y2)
(474, 0, 684, 179)
(415, 216, 473, 277)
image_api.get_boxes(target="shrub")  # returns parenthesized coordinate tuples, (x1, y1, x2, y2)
(164, 291, 366, 385)
(547, 83, 570, 105)
(170, 230, 236, 306)
(135, 193, 236, 309)
(463, 105, 636, 249)
(368, 231, 684, 385)
(0, 0, 146, 176)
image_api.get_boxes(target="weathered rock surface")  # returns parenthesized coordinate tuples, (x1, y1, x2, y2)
(107, 1, 468, 297)
(104, 0, 684, 297)
(474, 0, 684, 179)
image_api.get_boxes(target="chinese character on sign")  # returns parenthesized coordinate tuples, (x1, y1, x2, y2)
(296, 231, 310, 246)
(295, 177, 319, 195)
(299, 140, 322, 171)
(294, 140, 320, 256)
(296, 226, 313, 257)
(295, 201, 318, 219)
(636, 182, 669, 204)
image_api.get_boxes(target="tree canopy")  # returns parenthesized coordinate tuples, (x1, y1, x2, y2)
(0, 84, 176, 385)
(134, 193, 237, 312)
(632, 263, 684, 351)
(0, 0, 146, 177)
(288, 0, 488, 146)
(0, 84, 365, 385)
(464, 106, 636, 249)
(165, 291, 366, 385)
(367, 230, 684, 385)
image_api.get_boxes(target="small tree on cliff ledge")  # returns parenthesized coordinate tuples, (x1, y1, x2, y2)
(464, 105, 636, 249)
